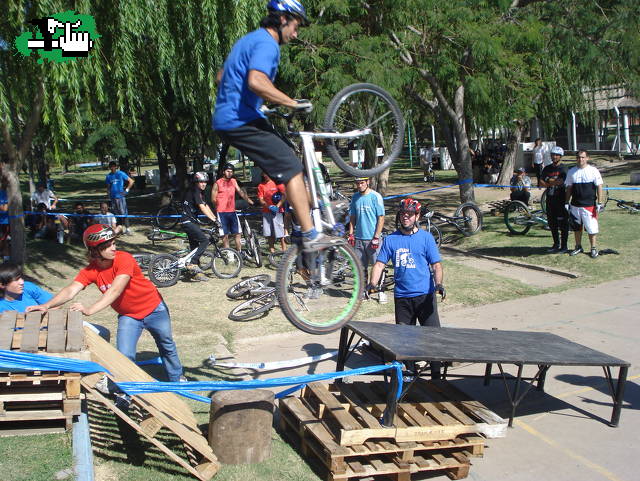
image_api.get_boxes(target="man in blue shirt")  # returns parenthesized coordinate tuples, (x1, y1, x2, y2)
(0, 262, 53, 312)
(369, 198, 446, 377)
(348, 177, 385, 281)
(213, 0, 342, 254)
(105, 161, 134, 235)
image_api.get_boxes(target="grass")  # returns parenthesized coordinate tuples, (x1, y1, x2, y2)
(4, 155, 639, 481)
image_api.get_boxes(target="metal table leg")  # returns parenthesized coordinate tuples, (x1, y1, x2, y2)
(610, 365, 628, 427)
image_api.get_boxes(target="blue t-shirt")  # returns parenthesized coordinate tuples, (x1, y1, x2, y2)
(0, 190, 8, 225)
(0, 281, 53, 312)
(349, 191, 385, 240)
(213, 29, 280, 131)
(106, 170, 130, 199)
(376, 229, 441, 298)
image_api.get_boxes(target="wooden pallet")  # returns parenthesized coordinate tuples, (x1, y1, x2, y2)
(81, 326, 220, 481)
(0, 310, 86, 355)
(298, 380, 505, 446)
(280, 395, 482, 474)
(0, 371, 82, 436)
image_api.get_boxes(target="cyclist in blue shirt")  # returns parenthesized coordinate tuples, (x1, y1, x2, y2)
(213, 0, 342, 254)
(105, 161, 134, 235)
(0, 262, 53, 312)
(369, 198, 446, 378)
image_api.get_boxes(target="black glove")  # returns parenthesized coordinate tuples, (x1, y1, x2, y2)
(435, 284, 446, 300)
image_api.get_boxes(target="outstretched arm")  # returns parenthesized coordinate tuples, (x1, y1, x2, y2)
(26, 281, 84, 312)
(69, 274, 130, 316)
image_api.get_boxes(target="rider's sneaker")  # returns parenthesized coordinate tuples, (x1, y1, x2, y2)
(590, 247, 599, 258)
(569, 246, 583, 256)
(558, 245, 569, 253)
(547, 245, 560, 253)
(186, 263, 203, 274)
(302, 232, 346, 252)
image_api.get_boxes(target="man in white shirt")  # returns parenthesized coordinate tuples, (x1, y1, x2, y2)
(565, 150, 604, 258)
(31, 183, 58, 210)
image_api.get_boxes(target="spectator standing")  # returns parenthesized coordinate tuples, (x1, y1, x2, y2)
(94, 201, 123, 234)
(566, 150, 604, 258)
(105, 161, 134, 235)
(257, 172, 287, 254)
(211, 163, 254, 251)
(368, 198, 445, 378)
(531, 138, 549, 187)
(27, 224, 185, 382)
(540, 146, 569, 253)
(509, 168, 532, 204)
(348, 177, 385, 281)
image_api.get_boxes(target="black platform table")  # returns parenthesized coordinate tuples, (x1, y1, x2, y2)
(336, 321, 630, 427)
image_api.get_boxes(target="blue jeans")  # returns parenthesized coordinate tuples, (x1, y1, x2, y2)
(116, 301, 183, 382)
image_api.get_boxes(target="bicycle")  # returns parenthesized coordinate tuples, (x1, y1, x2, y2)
(604, 197, 640, 214)
(503, 200, 548, 235)
(147, 227, 242, 287)
(237, 210, 263, 267)
(226, 274, 272, 299)
(417, 202, 483, 245)
(264, 83, 404, 334)
(154, 190, 182, 230)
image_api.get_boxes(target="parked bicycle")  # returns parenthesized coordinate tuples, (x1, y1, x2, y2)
(226, 274, 281, 322)
(237, 211, 263, 267)
(604, 197, 640, 214)
(154, 190, 182, 230)
(147, 227, 242, 286)
(264, 83, 404, 334)
(416, 202, 483, 246)
(503, 200, 548, 234)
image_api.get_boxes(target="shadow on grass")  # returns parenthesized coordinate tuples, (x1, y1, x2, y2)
(470, 245, 554, 259)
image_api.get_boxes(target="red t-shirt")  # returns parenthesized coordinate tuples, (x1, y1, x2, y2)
(74, 251, 162, 319)
(215, 178, 238, 213)
(257, 180, 285, 213)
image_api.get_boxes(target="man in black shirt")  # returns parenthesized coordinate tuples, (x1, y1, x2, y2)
(180, 172, 218, 281)
(540, 146, 569, 253)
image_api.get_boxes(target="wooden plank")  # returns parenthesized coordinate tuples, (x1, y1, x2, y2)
(46, 310, 67, 353)
(0, 387, 64, 402)
(305, 383, 362, 431)
(20, 312, 42, 352)
(0, 311, 17, 350)
(65, 311, 84, 351)
(336, 383, 384, 429)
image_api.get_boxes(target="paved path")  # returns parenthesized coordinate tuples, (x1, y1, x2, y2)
(230, 276, 640, 481)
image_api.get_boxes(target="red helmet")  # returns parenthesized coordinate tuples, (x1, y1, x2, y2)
(398, 198, 422, 214)
(83, 224, 117, 249)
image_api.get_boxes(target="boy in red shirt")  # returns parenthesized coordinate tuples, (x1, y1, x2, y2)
(257, 172, 287, 254)
(211, 163, 254, 251)
(27, 224, 185, 382)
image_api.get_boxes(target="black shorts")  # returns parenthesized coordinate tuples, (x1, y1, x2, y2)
(216, 118, 303, 184)
(394, 293, 440, 327)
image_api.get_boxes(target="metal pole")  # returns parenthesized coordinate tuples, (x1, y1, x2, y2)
(431, 125, 436, 146)
(407, 118, 414, 168)
(571, 112, 577, 151)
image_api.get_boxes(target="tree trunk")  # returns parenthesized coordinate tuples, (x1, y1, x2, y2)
(156, 138, 170, 192)
(6, 169, 26, 265)
(497, 123, 525, 186)
(373, 168, 390, 197)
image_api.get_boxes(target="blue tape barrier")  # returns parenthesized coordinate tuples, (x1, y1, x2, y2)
(0, 348, 404, 404)
(117, 362, 405, 403)
(382, 178, 473, 201)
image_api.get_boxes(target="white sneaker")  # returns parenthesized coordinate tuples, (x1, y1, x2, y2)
(378, 291, 388, 304)
(94, 375, 110, 394)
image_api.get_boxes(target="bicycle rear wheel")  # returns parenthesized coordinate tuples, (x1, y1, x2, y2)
(504, 200, 532, 235)
(228, 291, 276, 322)
(323, 83, 405, 177)
(246, 227, 263, 267)
(155, 204, 180, 230)
(275, 245, 364, 335)
(226, 274, 272, 299)
(454, 202, 483, 236)
(211, 247, 243, 279)
(148, 253, 181, 287)
(540, 189, 548, 215)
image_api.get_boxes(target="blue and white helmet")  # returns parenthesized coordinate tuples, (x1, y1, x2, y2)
(267, 0, 309, 25)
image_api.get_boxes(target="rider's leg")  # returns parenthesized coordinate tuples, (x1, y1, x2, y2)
(285, 172, 312, 232)
(222, 234, 229, 248)
(234, 233, 242, 252)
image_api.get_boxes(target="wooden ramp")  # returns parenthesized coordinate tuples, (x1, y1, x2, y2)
(81, 327, 220, 481)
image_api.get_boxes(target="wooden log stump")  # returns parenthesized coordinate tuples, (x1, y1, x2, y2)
(208, 390, 274, 465)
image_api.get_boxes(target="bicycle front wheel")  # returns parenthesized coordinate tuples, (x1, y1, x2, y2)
(540, 189, 548, 215)
(155, 204, 179, 230)
(228, 291, 276, 322)
(454, 202, 483, 236)
(226, 274, 272, 299)
(504, 200, 532, 235)
(212, 247, 243, 279)
(148, 253, 181, 288)
(275, 245, 364, 335)
(323, 83, 405, 177)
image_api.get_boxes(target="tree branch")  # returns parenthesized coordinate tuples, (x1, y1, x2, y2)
(406, 88, 437, 111)
(17, 81, 44, 167)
